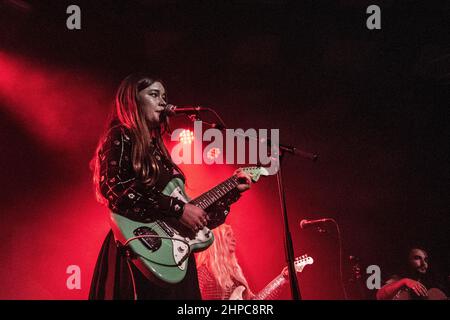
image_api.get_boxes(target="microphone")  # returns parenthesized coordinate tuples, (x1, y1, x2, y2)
(163, 104, 205, 116)
(299, 218, 331, 229)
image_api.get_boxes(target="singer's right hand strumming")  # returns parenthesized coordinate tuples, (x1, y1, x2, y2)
(179, 203, 209, 232)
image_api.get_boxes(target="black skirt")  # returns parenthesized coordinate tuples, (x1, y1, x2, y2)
(89, 230, 202, 300)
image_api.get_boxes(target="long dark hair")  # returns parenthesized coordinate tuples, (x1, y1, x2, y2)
(91, 73, 183, 205)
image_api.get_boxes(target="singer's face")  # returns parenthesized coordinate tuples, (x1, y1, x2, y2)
(408, 249, 428, 274)
(138, 81, 167, 127)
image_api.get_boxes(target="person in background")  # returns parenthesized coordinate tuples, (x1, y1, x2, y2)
(376, 246, 448, 300)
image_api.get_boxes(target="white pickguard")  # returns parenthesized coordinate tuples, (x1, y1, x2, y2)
(170, 186, 188, 204)
(168, 186, 213, 270)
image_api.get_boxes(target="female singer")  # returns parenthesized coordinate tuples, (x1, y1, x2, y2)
(89, 73, 251, 299)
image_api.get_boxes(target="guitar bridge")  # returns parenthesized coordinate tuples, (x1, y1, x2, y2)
(133, 227, 162, 251)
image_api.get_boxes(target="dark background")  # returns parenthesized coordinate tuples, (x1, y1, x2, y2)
(0, 0, 448, 299)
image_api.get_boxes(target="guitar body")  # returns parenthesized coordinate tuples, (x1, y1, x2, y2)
(393, 287, 448, 300)
(110, 177, 214, 285)
(229, 286, 246, 300)
(109, 167, 269, 285)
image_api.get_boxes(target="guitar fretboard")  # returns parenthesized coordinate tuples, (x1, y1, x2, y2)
(190, 176, 240, 210)
(254, 275, 287, 300)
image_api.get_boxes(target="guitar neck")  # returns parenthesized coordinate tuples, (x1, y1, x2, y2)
(254, 274, 287, 300)
(190, 176, 240, 210)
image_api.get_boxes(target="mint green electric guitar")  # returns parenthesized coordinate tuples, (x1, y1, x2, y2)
(109, 167, 269, 285)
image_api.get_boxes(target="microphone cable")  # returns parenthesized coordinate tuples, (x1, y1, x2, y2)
(329, 218, 348, 300)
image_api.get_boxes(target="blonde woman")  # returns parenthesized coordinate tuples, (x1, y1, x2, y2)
(196, 224, 255, 300)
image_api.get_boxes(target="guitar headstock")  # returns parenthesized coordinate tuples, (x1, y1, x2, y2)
(281, 254, 314, 278)
(294, 254, 314, 273)
(240, 166, 270, 182)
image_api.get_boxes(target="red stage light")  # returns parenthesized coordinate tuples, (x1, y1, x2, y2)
(0, 51, 108, 151)
(207, 147, 221, 160)
(179, 129, 194, 145)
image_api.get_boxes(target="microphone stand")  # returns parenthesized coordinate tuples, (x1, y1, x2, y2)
(276, 150, 301, 300)
(270, 143, 318, 300)
(180, 109, 318, 300)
